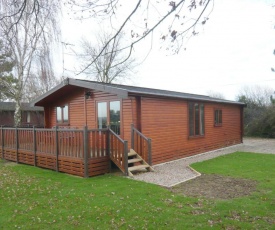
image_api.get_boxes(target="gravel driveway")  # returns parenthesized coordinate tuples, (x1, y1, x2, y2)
(133, 138, 275, 187)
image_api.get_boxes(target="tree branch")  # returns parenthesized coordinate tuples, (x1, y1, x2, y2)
(77, 0, 142, 75)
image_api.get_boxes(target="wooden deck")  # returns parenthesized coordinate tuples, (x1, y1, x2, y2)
(0, 127, 128, 177)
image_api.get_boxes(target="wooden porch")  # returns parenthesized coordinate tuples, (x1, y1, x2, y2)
(0, 125, 152, 177)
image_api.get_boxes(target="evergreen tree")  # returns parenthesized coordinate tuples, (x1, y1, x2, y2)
(0, 39, 17, 101)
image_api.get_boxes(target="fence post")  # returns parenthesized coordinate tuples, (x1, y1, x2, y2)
(106, 128, 111, 172)
(131, 124, 134, 149)
(15, 127, 19, 163)
(148, 138, 152, 166)
(55, 126, 59, 172)
(124, 140, 128, 176)
(1, 126, 4, 159)
(33, 126, 37, 167)
(83, 126, 89, 178)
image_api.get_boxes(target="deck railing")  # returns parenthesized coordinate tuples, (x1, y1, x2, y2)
(131, 124, 152, 165)
(0, 126, 127, 177)
(109, 128, 128, 175)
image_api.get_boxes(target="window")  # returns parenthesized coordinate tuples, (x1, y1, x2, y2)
(214, 109, 222, 126)
(27, 112, 31, 123)
(56, 105, 69, 124)
(189, 102, 205, 136)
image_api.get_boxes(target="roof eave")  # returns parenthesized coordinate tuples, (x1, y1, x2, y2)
(31, 78, 129, 107)
(71, 78, 128, 98)
(30, 78, 70, 107)
(128, 91, 245, 106)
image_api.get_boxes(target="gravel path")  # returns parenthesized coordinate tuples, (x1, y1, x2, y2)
(133, 138, 275, 187)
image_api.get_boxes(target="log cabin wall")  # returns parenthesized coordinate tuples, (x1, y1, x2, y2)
(42, 84, 242, 166)
(129, 96, 141, 131)
(44, 106, 54, 128)
(0, 110, 44, 127)
(44, 87, 87, 128)
(140, 97, 242, 165)
(43, 86, 134, 141)
(0, 111, 15, 126)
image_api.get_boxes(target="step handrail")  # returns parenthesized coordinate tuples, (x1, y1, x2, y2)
(109, 128, 128, 175)
(131, 124, 152, 165)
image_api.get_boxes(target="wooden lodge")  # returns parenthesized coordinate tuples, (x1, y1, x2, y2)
(0, 78, 245, 177)
(0, 102, 44, 127)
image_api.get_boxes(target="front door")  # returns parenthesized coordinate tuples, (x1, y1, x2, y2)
(97, 101, 121, 135)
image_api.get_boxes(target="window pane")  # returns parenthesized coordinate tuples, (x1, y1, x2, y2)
(63, 105, 69, 123)
(110, 101, 120, 135)
(200, 104, 204, 135)
(214, 110, 218, 124)
(98, 102, 107, 129)
(219, 110, 222, 124)
(56, 107, 62, 123)
(194, 103, 199, 135)
(214, 109, 222, 125)
(189, 103, 194, 136)
(27, 112, 31, 123)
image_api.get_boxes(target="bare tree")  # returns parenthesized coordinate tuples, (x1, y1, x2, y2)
(236, 85, 274, 107)
(64, 0, 213, 75)
(80, 31, 136, 83)
(0, 0, 59, 126)
(1, 1, 213, 77)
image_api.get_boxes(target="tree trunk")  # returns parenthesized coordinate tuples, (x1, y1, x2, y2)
(14, 99, 21, 127)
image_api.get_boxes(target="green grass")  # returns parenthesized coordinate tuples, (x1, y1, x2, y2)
(1, 152, 275, 229)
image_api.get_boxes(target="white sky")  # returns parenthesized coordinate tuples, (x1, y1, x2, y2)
(59, 0, 275, 100)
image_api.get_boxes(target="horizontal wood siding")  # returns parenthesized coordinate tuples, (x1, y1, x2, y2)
(130, 96, 140, 130)
(122, 98, 133, 142)
(0, 111, 14, 126)
(45, 88, 124, 130)
(44, 87, 86, 128)
(86, 97, 95, 128)
(69, 89, 86, 127)
(45, 106, 56, 128)
(0, 111, 44, 127)
(140, 97, 242, 165)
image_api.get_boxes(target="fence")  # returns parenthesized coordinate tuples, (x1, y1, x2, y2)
(0, 126, 129, 177)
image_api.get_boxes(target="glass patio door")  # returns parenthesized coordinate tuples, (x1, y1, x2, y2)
(97, 102, 107, 129)
(97, 101, 121, 135)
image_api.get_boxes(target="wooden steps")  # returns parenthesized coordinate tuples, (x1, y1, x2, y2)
(128, 158, 142, 164)
(127, 149, 154, 177)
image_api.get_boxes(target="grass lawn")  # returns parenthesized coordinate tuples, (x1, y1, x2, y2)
(0, 152, 275, 229)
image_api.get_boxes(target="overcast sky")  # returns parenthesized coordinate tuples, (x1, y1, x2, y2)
(60, 0, 275, 100)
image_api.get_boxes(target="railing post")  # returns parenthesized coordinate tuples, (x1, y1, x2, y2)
(148, 138, 152, 166)
(124, 140, 128, 176)
(83, 126, 89, 178)
(131, 124, 134, 149)
(106, 128, 111, 172)
(55, 126, 59, 172)
(15, 127, 19, 163)
(33, 126, 37, 167)
(1, 126, 4, 159)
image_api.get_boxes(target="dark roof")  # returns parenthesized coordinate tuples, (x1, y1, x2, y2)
(0, 102, 44, 111)
(32, 78, 245, 106)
